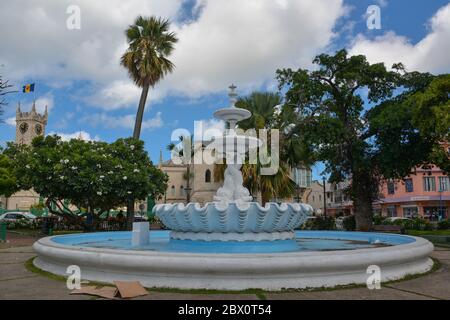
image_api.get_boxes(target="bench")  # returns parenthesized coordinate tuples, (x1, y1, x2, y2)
(372, 225, 405, 234)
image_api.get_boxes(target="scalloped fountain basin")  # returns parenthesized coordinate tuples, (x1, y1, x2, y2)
(153, 202, 312, 241)
(33, 231, 434, 290)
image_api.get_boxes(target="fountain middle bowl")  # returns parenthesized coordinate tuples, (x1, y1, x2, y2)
(153, 201, 313, 241)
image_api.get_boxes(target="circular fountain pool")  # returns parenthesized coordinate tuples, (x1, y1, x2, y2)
(33, 230, 434, 290)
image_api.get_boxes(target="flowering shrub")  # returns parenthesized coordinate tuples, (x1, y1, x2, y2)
(5, 136, 168, 227)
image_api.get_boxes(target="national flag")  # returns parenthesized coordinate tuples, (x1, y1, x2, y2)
(22, 83, 35, 93)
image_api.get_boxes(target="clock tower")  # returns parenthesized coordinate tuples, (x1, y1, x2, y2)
(15, 101, 48, 145)
(2, 102, 49, 210)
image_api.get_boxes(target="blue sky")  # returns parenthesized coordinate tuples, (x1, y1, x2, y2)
(1, 0, 449, 180)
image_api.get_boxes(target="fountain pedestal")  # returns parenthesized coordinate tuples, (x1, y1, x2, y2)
(131, 222, 149, 246)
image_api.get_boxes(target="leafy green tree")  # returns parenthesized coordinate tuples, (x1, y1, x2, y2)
(121, 16, 178, 139)
(0, 152, 17, 198)
(276, 49, 445, 230)
(366, 72, 445, 179)
(6, 136, 167, 229)
(410, 74, 450, 173)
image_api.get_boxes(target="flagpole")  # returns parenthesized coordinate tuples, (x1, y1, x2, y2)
(32, 79, 36, 103)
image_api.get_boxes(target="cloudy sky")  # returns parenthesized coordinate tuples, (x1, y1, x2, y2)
(1, 0, 449, 179)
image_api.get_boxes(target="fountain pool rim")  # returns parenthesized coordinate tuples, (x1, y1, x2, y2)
(32, 231, 434, 290)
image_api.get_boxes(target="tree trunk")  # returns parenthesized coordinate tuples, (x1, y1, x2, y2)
(127, 82, 150, 230)
(126, 198, 134, 231)
(133, 82, 150, 139)
(351, 172, 375, 231)
(353, 197, 373, 231)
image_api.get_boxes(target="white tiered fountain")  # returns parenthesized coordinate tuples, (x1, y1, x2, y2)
(32, 85, 434, 291)
(153, 85, 313, 241)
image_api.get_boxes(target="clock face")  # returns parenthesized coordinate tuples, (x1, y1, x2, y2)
(19, 122, 29, 134)
(35, 124, 43, 135)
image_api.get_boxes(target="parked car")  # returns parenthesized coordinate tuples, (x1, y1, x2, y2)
(385, 217, 412, 222)
(0, 212, 37, 222)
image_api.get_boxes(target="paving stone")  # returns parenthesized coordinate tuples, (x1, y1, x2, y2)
(266, 287, 435, 300)
(0, 260, 36, 281)
(0, 245, 35, 253)
(387, 265, 450, 300)
(431, 249, 450, 262)
(135, 292, 260, 300)
(0, 276, 90, 300)
(0, 252, 36, 265)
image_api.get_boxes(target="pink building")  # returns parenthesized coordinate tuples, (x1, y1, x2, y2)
(376, 165, 450, 219)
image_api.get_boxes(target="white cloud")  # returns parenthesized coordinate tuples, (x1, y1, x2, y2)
(349, 3, 450, 74)
(193, 119, 225, 141)
(86, 80, 163, 110)
(376, 0, 388, 8)
(34, 93, 54, 113)
(165, 0, 347, 97)
(82, 112, 163, 130)
(0, 0, 347, 109)
(142, 112, 164, 130)
(49, 130, 100, 141)
(0, 0, 183, 83)
(5, 117, 16, 126)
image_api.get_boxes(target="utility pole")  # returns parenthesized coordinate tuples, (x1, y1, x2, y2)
(322, 176, 327, 217)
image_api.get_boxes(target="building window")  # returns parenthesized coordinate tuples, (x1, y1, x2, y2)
(312, 195, 315, 202)
(387, 181, 395, 195)
(293, 167, 312, 188)
(404, 178, 413, 193)
(423, 177, 436, 192)
(180, 186, 185, 196)
(403, 207, 418, 218)
(439, 176, 449, 191)
(171, 185, 175, 196)
(205, 169, 211, 183)
(387, 206, 397, 217)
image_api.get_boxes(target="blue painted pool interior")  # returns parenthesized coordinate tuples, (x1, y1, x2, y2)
(50, 231, 415, 254)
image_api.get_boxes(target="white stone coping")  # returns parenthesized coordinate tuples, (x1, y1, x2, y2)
(32, 234, 434, 290)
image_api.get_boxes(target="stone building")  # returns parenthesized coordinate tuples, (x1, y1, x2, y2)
(156, 150, 222, 205)
(1, 102, 47, 210)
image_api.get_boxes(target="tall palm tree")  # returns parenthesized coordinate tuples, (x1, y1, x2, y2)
(121, 16, 178, 139)
(237, 92, 281, 130)
(121, 16, 177, 230)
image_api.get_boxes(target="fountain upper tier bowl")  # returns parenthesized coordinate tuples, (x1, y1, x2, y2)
(154, 202, 312, 241)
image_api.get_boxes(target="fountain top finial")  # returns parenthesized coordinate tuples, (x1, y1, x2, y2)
(228, 84, 238, 107)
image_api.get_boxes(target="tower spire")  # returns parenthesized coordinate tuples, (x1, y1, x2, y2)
(16, 101, 21, 114)
(159, 149, 163, 168)
(31, 100, 36, 113)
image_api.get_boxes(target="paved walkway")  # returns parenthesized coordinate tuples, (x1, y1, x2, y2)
(0, 242, 449, 300)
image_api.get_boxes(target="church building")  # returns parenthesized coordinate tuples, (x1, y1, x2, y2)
(1, 102, 47, 210)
